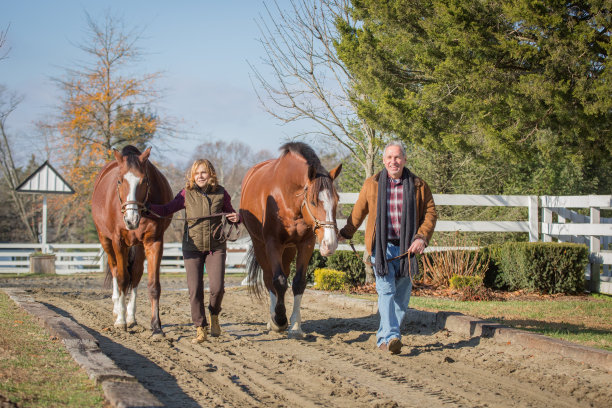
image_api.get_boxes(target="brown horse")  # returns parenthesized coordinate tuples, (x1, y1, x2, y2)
(240, 142, 342, 337)
(91, 145, 172, 335)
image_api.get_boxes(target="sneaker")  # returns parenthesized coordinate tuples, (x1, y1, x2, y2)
(388, 338, 403, 354)
(191, 326, 207, 344)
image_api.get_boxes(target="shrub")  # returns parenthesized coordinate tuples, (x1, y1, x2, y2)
(314, 268, 349, 291)
(494, 242, 588, 294)
(449, 275, 483, 289)
(289, 249, 326, 284)
(325, 250, 366, 285)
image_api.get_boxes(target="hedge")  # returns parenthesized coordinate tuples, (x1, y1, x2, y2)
(300, 242, 588, 294)
(491, 242, 589, 294)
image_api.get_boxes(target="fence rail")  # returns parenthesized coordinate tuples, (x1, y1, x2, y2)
(1, 194, 611, 293)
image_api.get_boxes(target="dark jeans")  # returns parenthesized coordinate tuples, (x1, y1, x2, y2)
(183, 249, 226, 327)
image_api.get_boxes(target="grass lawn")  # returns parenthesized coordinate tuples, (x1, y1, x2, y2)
(0, 291, 107, 407)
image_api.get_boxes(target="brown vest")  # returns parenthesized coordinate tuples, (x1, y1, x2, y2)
(182, 186, 226, 252)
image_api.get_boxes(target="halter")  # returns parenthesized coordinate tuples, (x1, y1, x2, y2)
(299, 185, 338, 233)
(116, 168, 151, 214)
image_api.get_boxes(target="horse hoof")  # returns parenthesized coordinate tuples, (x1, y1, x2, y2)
(150, 331, 165, 340)
(114, 323, 127, 331)
(288, 330, 304, 339)
(151, 328, 165, 337)
(127, 321, 136, 328)
(267, 319, 288, 332)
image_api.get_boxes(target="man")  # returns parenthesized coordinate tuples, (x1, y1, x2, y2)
(339, 141, 437, 354)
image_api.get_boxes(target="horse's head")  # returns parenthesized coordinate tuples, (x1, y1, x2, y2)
(302, 163, 342, 257)
(114, 146, 151, 230)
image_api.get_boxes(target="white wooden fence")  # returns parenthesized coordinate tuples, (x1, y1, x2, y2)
(1, 194, 610, 293)
(0, 241, 251, 275)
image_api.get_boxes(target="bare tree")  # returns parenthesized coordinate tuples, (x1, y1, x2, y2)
(250, 0, 383, 179)
(0, 25, 10, 61)
(0, 86, 38, 241)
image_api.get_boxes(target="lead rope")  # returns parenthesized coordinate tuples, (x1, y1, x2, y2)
(146, 209, 240, 243)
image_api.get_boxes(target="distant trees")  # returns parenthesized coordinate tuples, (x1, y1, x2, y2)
(189, 139, 273, 203)
(0, 86, 39, 241)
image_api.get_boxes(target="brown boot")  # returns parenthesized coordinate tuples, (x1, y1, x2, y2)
(388, 338, 403, 355)
(210, 315, 221, 337)
(191, 326, 207, 344)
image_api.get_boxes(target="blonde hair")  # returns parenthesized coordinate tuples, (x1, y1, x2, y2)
(185, 159, 219, 191)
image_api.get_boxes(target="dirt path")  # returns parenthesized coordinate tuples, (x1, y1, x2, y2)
(2, 275, 610, 408)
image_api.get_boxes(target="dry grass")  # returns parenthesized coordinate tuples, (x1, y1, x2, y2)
(420, 233, 488, 288)
(0, 292, 107, 407)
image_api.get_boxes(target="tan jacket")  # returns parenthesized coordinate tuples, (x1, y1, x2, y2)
(339, 171, 437, 256)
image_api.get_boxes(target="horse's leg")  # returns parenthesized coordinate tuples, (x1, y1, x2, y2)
(144, 240, 164, 335)
(254, 239, 287, 332)
(127, 245, 145, 328)
(99, 235, 119, 318)
(281, 246, 303, 338)
(111, 240, 130, 330)
(270, 245, 289, 331)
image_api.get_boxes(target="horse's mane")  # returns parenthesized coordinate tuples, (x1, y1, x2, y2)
(120, 145, 143, 168)
(280, 142, 322, 170)
(279, 142, 336, 204)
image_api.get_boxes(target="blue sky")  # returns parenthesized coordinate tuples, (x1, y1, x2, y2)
(0, 1, 308, 165)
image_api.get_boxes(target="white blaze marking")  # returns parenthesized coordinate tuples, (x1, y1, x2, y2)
(318, 189, 338, 254)
(123, 171, 141, 227)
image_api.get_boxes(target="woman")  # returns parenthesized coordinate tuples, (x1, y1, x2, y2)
(149, 159, 240, 343)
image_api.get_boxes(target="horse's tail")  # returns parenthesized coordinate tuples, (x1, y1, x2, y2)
(245, 245, 263, 298)
(102, 247, 136, 292)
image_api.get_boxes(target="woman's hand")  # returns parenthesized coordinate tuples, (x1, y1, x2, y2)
(226, 212, 240, 223)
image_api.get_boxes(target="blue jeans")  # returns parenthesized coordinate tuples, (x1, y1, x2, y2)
(371, 243, 413, 347)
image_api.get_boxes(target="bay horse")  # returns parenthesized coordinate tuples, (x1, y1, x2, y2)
(240, 142, 342, 337)
(91, 145, 172, 335)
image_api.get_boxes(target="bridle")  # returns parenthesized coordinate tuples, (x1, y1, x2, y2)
(116, 168, 151, 215)
(298, 183, 338, 233)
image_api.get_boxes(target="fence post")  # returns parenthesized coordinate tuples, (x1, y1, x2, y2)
(541, 197, 552, 242)
(590, 207, 601, 293)
(528, 196, 538, 242)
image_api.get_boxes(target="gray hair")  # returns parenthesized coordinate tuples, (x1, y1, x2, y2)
(383, 140, 406, 158)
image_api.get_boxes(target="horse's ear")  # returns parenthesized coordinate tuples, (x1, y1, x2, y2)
(307, 165, 317, 181)
(329, 164, 342, 180)
(139, 147, 152, 163)
(113, 148, 123, 162)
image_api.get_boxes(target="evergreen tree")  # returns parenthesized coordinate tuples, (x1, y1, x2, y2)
(336, 0, 612, 194)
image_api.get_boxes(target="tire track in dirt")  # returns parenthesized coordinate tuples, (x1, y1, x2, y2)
(7, 276, 611, 408)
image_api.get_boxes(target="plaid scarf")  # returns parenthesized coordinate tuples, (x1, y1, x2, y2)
(374, 168, 418, 277)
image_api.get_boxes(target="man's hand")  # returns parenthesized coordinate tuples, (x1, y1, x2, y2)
(408, 238, 426, 255)
(226, 212, 240, 223)
(337, 232, 346, 243)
